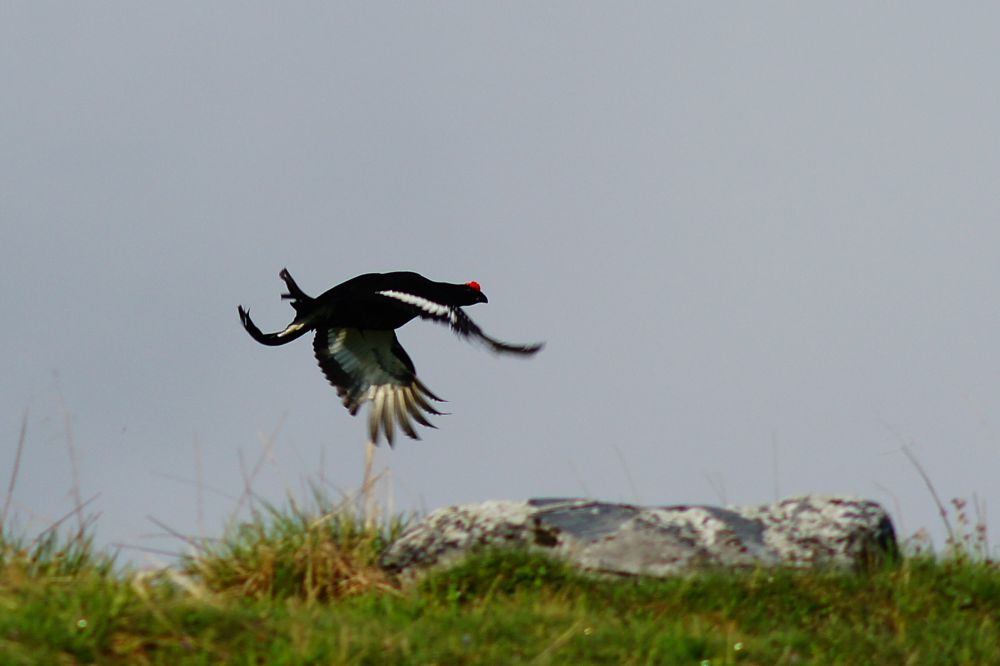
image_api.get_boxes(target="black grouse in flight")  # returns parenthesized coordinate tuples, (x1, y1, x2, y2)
(238, 269, 543, 446)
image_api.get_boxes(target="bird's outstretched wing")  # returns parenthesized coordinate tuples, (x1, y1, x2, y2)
(375, 290, 544, 355)
(312, 326, 445, 446)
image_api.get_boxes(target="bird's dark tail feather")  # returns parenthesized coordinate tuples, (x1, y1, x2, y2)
(238, 305, 308, 346)
(279, 268, 313, 312)
(238, 269, 315, 346)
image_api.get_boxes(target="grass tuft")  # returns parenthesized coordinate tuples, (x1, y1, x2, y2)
(181, 486, 409, 602)
(1, 518, 115, 581)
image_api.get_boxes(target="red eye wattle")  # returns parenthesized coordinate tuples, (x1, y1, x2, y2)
(466, 281, 481, 291)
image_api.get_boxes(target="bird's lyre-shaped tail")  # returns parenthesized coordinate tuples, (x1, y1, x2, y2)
(238, 268, 315, 346)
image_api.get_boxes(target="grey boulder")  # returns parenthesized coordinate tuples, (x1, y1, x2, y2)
(380, 495, 897, 578)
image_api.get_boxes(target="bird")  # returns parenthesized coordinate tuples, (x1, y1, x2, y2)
(238, 269, 543, 446)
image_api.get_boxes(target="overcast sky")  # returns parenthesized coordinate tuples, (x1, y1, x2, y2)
(4, 4, 1000, 561)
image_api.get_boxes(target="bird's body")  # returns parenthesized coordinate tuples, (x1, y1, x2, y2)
(238, 269, 542, 446)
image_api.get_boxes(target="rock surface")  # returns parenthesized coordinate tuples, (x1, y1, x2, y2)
(380, 495, 897, 578)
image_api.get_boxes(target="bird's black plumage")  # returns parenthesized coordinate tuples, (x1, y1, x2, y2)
(238, 269, 543, 446)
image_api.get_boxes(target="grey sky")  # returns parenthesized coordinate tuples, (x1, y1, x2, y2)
(3, 4, 999, 559)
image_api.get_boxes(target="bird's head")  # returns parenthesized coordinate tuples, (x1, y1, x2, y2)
(462, 280, 489, 305)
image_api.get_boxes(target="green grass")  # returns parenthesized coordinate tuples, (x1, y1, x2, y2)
(2, 499, 999, 665)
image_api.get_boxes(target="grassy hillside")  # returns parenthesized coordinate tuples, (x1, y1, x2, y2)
(2, 497, 998, 665)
